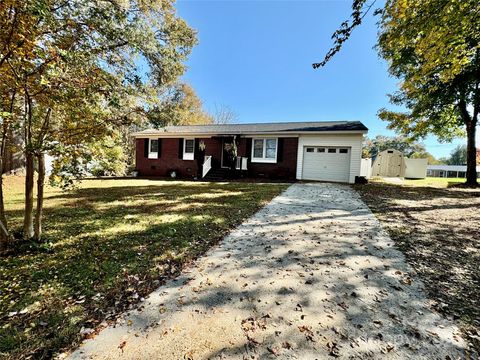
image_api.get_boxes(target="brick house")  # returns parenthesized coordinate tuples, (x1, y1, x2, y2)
(132, 121, 368, 183)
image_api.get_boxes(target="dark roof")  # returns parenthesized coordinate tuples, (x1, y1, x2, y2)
(133, 121, 368, 136)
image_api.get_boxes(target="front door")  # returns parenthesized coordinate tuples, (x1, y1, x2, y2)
(221, 137, 234, 168)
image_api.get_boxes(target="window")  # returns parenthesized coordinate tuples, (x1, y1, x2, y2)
(253, 139, 264, 158)
(183, 138, 194, 160)
(306, 147, 315, 153)
(317, 148, 325, 153)
(265, 139, 276, 158)
(339, 148, 349, 154)
(328, 148, 337, 153)
(251, 138, 277, 163)
(150, 140, 158, 152)
(148, 139, 159, 158)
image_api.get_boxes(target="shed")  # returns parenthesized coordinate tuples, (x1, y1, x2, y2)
(371, 149, 406, 177)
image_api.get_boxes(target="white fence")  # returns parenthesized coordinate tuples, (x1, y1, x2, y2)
(360, 158, 372, 179)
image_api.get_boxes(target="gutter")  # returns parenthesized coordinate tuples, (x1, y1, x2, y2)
(131, 130, 368, 138)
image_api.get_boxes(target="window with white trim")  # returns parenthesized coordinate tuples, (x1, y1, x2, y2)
(183, 138, 195, 160)
(251, 138, 277, 163)
(148, 139, 159, 159)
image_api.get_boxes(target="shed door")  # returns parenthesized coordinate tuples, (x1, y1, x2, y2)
(302, 147, 350, 182)
(386, 151, 403, 177)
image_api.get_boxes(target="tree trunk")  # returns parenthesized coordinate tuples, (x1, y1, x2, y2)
(0, 91, 15, 250)
(0, 132, 9, 250)
(459, 99, 478, 187)
(0, 137, 8, 249)
(23, 152, 35, 240)
(465, 121, 478, 187)
(34, 153, 45, 242)
(0, 167, 8, 250)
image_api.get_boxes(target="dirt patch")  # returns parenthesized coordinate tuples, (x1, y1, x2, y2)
(354, 182, 480, 353)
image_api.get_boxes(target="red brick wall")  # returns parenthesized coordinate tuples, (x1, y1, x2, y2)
(135, 136, 298, 179)
(135, 138, 198, 178)
(237, 137, 298, 180)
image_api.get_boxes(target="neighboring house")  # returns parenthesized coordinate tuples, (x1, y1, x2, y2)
(132, 121, 368, 183)
(427, 164, 480, 178)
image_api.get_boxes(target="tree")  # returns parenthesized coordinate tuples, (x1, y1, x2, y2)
(0, 92, 17, 249)
(364, 135, 426, 157)
(0, 0, 197, 244)
(412, 152, 441, 166)
(445, 145, 467, 165)
(148, 83, 213, 128)
(89, 134, 128, 177)
(363, 135, 439, 164)
(315, 0, 480, 187)
(211, 104, 238, 125)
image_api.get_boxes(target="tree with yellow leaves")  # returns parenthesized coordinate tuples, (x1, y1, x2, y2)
(0, 0, 197, 247)
(315, 0, 480, 187)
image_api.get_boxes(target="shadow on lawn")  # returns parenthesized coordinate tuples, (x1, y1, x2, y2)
(0, 182, 286, 359)
(86, 188, 472, 359)
(354, 182, 480, 353)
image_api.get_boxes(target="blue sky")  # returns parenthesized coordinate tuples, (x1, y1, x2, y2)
(176, 0, 468, 158)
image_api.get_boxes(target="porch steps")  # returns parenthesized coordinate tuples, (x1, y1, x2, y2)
(203, 167, 228, 181)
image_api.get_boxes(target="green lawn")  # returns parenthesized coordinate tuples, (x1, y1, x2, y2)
(0, 177, 287, 359)
(403, 177, 467, 187)
(370, 176, 467, 188)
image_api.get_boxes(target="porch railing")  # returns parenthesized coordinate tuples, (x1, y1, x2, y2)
(235, 157, 248, 170)
(202, 155, 212, 178)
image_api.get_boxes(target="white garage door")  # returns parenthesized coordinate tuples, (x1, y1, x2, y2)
(302, 146, 351, 182)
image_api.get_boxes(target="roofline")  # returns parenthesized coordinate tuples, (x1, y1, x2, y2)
(132, 130, 368, 138)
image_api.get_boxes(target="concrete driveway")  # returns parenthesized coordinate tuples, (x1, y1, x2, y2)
(70, 183, 466, 359)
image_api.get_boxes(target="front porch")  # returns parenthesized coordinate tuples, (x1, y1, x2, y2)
(199, 136, 248, 180)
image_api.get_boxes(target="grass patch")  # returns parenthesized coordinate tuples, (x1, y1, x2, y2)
(368, 176, 468, 188)
(0, 177, 287, 359)
(402, 177, 467, 188)
(354, 181, 480, 354)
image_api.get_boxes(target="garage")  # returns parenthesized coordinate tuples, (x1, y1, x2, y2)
(302, 146, 351, 182)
